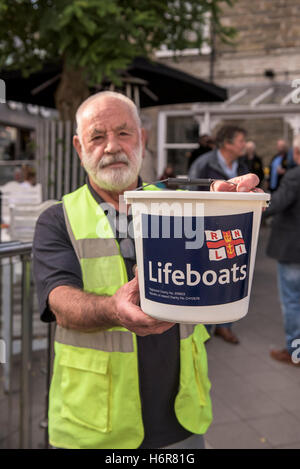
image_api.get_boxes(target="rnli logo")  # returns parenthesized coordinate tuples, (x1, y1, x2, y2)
(205, 229, 247, 261)
(142, 212, 253, 306)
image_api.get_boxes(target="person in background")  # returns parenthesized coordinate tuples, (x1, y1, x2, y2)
(268, 139, 288, 192)
(242, 141, 264, 185)
(188, 125, 249, 344)
(4, 167, 23, 187)
(189, 125, 248, 190)
(263, 134, 300, 367)
(13, 167, 23, 183)
(21, 166, 36, 187)
(187, 134, 215, 170)
(156, 165, 177, 188)
(287, 146, 297, 169)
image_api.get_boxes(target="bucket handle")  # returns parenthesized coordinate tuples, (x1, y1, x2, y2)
(136, 177, 238, 191)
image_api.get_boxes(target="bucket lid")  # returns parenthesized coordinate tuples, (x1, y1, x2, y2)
(124, 190, 270, 203)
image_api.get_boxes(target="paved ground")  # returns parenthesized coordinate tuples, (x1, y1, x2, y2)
(1, 225, 300, 449)
(204, 225, 300, 449)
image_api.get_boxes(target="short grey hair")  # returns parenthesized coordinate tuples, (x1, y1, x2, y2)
(75, 91, 142, 139)
(293, 134, 300, 152)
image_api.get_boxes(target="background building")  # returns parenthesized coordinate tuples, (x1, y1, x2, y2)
(142, 0, 300, 179)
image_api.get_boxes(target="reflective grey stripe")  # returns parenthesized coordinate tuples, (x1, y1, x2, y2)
(63, 201, 80, 262)
(62, 200, 119, 260)
(55, 325, 134, 353)
(179, 324, 197, 339)
(76, 238, 119, 259)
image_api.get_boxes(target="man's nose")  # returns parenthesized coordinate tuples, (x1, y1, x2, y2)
(104, 134, 121, 153)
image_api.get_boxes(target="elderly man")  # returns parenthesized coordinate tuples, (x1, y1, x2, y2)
(263, 135, 300, 367)
(33, 92, 260, 449)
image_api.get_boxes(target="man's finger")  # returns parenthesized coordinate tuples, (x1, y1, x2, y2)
(233, 174, 260, 192)
(211, 173, 260, 192)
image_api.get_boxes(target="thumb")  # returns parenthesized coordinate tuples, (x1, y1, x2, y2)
(127, 269, 139, 294)
(133, 264, 138, 282)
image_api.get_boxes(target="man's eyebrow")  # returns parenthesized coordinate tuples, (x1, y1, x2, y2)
(115, 123, 134, 132)
(89, 123, 134, 138)
(90, 128, 105, 138)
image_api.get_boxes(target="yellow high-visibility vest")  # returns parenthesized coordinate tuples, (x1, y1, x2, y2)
(48, 183, 212, 449)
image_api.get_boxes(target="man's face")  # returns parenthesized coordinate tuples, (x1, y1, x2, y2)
(245, 142, 255, 154)
(276, 140, 288, 155)
(225, 132, 246, 158)
(74, 97, 145, 192)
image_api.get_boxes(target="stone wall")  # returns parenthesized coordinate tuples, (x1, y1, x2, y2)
(219, 0, 300, 53)
(160, 0, 300, 85)
(144, 0, 300, 176)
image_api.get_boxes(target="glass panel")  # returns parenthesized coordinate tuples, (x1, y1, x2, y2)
(0, 163, 37, 186)
(0, 127, 17, 161)
(166, 116, 198, 144)
(0, 126, 35, 161)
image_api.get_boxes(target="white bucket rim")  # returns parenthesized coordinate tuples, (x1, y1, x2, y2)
(124, 190, 270, 202)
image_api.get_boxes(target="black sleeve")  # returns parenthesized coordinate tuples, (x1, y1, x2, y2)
(263, 168, 300, 218)
(32, 203, 83, 322)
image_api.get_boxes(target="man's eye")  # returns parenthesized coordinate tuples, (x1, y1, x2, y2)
(120, 131, 129, 136)
(93, 135, 104, 140)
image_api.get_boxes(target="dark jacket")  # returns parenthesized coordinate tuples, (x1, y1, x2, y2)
(187, 144, 213, 169)
(263, 165, 300, 263)
(188, 149, 249, 190)
(241, 154, 264, 185)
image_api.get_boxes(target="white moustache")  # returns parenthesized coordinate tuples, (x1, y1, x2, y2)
(99, 154, 129, 169)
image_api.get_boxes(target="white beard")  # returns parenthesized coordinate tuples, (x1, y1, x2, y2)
(81, 143, 143, 192)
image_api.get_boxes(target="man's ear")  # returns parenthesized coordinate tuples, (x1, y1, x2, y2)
(73, 135, 83, 162)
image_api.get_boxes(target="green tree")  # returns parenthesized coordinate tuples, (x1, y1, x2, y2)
(0, 0, 236, 120)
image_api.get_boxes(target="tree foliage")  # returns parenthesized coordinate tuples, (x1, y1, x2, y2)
(0, 0, 236, 83)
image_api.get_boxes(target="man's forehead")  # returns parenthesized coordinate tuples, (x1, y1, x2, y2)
(89, 122, 133, 135)
(233, 132, 246, 140)
(81, 97, 136, 126)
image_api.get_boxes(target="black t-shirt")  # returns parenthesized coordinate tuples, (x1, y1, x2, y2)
(32, 181, 192, 448)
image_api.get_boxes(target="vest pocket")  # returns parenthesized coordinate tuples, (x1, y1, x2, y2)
(59, 345, 111, 433)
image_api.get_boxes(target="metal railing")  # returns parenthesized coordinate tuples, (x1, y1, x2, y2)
(0, 241, 51, 449)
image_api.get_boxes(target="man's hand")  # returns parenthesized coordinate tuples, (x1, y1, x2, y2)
(50, 278, 175, 336)
(112, 274, 175, 337)
(211, 173, 263, 193)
